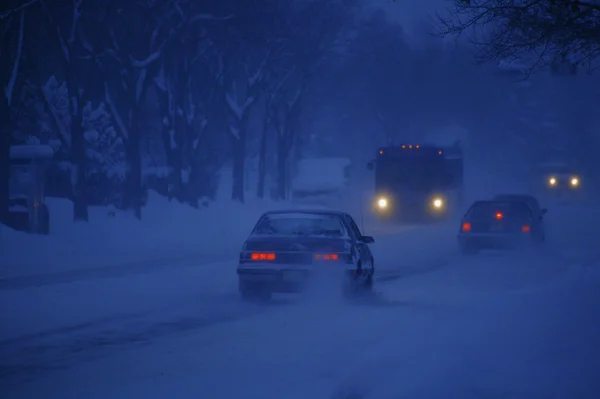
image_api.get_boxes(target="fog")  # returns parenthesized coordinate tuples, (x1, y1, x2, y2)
(2, 0, 600, 398)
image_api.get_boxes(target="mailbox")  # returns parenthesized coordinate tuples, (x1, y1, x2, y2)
(9, 145, 54, 234)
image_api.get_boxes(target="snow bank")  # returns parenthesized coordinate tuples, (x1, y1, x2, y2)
(0, 192, 305, 279)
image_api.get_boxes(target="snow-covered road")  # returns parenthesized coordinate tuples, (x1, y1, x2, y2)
(1, 204, 600, 398)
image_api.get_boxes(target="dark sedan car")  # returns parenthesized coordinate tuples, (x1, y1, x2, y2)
(457, 200, 545, 254)
(237, 210, 375, 300)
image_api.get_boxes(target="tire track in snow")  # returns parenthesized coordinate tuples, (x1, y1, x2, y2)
(0, 256, 233, 291)
(0, 258, 451, 385)
(0, 293, 272, 383)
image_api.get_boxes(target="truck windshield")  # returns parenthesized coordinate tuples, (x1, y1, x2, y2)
(375, 157, 444, 192)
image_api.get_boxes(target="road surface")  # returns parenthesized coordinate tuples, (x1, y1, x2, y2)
(1, 205, 599, 398)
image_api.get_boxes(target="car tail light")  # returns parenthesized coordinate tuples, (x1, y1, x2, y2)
(315, 253, 339, 261)
(522, 225, 530, 233)
(461, 222, 471, 232)
(251, 253, 276, 261)
(495, 212, 503, 220)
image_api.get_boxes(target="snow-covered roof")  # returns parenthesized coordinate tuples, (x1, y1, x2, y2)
(10, 145, 54, 160)
(293, 158, 351, 191)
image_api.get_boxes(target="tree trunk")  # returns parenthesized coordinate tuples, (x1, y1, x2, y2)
(70, 103, 89, 221)
(187, 156, 200, 209)
(257, 101, 270, 199)
(257, 131, 267, 199)
(157, 89, 179, 201)
(170, 125, 184, 202)
(231, 133, 246, 203)
(124, 110, 143, 219)
(0, 95, 10, 224)
(124, 136, 142, 219)
(275, 134, 288, 200)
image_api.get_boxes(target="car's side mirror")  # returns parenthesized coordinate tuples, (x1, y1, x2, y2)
(366, 162, 374, 171)
(541, 208, 548, 215)
(360, 235, 375, 244)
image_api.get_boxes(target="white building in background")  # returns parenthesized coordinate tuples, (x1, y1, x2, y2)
(291, 157, 352, 206)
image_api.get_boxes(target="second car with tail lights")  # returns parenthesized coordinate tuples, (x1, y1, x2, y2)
(237, 210, 375, 300)
(457, 199, 545, 254)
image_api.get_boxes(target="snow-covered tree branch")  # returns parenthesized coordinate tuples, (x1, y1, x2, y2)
(434, 0, 600, 74)
(101, 0, 187, 218)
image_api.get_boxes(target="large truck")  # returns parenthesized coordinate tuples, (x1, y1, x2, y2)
(366, 143, 464, 221)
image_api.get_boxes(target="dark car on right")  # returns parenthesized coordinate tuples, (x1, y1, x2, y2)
(457, 199, 545, 254)
(492, 194, 547, 221)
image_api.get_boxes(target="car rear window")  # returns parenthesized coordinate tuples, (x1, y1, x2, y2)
(495, 196, 539, 211)
(252, 213, 348, 238)
(467, 201, 532, 221)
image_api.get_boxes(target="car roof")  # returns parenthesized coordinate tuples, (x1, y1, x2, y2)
(494, 194, 539, 202)
(261, 209, 348, 217)
(470, 199, 531, 208)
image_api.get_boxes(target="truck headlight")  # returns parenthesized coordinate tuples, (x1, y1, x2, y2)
(377, 197, 388, 209)
(432, 197, 443, 208)
(548, 177, 557, 186)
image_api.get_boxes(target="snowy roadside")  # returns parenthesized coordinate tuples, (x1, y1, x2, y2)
(0, 188, 460, 285)
(0, 192, 331, 280)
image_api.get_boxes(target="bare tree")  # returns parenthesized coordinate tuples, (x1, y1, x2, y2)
(0, 1, 29, 224)
(434, 0, 600, 74)
(205, 0, 274, 203)
(154, 2, 232, 205)
(35, 0, 115, 221)
(266, 0, 355, 200)
(102, 1, 183, 219)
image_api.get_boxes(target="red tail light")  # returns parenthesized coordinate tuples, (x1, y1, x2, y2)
(522, 225, 530, 233)
(251, 253, 276, 261)
(315, 254, 339, 261)
(495, 212, 503, 220)
(461, 222, 471, 232)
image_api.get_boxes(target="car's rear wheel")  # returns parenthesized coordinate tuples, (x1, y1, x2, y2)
(366, 273, 373, 287)
(342, 272, 373, 299)
(342, 274, 361, 298)
(363, 273, 374, 294)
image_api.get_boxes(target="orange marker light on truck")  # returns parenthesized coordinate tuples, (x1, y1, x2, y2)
(461, 222, 471, 232)
(522, 225, 530, 233)
(251, 253, 276, 260)
(495, 212, 503, 220)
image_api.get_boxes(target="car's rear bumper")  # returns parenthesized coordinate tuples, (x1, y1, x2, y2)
(457, 233, 532, 250)
(237, 264, 369, 293)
